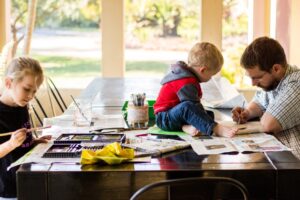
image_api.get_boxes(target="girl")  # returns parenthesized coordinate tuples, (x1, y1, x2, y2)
(0, 57, 51, 199)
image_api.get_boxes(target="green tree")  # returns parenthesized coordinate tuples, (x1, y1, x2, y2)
(12, 0, 101, 28)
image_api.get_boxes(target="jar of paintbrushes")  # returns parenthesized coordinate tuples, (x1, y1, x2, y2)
(127, 93, 149, 127)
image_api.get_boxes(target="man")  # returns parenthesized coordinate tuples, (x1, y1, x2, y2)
(232, 36, 300, 159)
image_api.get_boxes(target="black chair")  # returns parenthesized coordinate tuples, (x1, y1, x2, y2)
(28, 98, 48, 127)
(45, 77, 68, 113)
(130, 176, 249, 200)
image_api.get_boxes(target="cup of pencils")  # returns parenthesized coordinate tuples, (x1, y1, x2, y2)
(127, 93, 149, 127)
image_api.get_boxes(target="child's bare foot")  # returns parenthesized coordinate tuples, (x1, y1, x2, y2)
(213, 124, 238, 138)
(182, 125, 200, 136)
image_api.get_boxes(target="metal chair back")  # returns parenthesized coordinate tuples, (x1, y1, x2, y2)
(130, 176, 249, 200)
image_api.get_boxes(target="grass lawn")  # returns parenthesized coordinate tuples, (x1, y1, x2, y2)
(34, 55, 169, 78)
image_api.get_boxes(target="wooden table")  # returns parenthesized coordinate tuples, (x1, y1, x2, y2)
(17, 78, 300, 200)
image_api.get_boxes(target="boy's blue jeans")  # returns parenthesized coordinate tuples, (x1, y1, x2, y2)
(155, 101, 216, 135)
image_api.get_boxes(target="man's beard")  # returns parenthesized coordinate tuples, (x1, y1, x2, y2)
(258, 79, 280, 91)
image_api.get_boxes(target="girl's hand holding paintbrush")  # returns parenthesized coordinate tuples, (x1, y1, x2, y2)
(9, 128, 28, 149)
(2, 126, 52, 148)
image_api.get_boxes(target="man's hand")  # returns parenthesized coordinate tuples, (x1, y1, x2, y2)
(232, 107, 250, 124)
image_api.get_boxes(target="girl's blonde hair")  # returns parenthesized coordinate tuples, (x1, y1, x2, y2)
(188, 42, 223, 72)
(5, 57, 44, 86)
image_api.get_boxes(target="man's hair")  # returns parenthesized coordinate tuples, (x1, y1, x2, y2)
(5, 57, 44, 86)
(188, 42, 223, 72)
(240, 37, 287, 71)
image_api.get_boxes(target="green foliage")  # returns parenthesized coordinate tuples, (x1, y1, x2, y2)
(223, 0, 248, 37)
(126, 61, 168, 73)
(35, 55, 101, 77)
(11, 0, 101, 28)
(125, 0, 199, 39)
(34, 55, 168, 77)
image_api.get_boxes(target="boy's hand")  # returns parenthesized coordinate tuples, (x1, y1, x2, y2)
(34, 135, 52, 145)
(232, 107, 250, 124)
(9, 128, 27, 148)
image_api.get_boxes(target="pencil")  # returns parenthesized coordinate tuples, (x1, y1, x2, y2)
(0, 125, 52, 137)
(237, 101, 245, 125)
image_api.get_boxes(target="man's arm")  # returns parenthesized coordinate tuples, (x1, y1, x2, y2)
(261, 112, 282, 133)
(244, 102, 282, 133)
(246, 101, 264, 119)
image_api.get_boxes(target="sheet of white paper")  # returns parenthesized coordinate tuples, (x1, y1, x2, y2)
(201, 77, 247, 108)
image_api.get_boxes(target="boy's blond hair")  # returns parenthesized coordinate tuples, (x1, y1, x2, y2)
(5, 57, 44, 86)
(188, 42, 223, 72)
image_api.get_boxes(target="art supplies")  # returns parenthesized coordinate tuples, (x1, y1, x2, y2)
(43, 143, 103, 158)
(130, 93, 146, 106)
(42, 133, 126, 158)
(55, 133, 126, 144)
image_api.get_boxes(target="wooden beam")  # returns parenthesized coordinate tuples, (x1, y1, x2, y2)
(199, 0, 223, 49)
(23, 0, 38, 55)
(0, 0, 11, 50)
(101, 0, 124, 77)
(248, 0, 270, 42)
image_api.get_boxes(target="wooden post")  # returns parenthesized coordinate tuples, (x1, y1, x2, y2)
(101, 0, 125, 77)
(199, 0, 223, 50)
(0, 0, 11, 51)
(248, 0, 270, 42)
(23, 0, 38, 56)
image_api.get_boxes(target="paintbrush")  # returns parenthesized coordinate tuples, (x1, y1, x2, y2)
(0, 125, 52, 137)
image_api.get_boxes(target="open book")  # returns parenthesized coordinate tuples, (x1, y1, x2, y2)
(179, 133, 290, 155)
(218, 121, 264, 135)
(201, 76, 247, 108)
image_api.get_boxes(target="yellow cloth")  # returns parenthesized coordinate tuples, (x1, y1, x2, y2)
(80, 142, 134, 165)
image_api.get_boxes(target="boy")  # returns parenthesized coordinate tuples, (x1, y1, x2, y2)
(154, 42, 237, 137)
